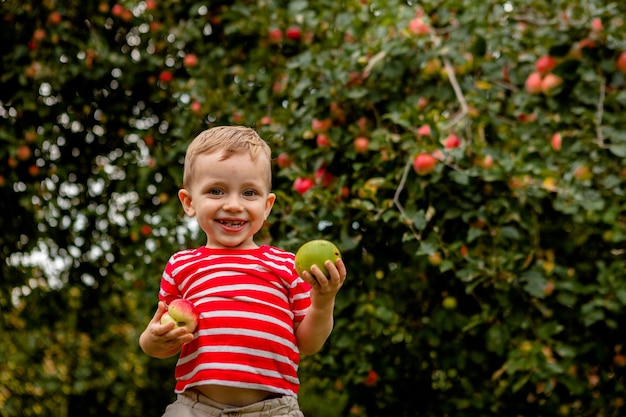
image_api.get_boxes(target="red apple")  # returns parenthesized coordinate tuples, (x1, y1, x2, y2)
(316, 133, 331, 147)
(111, 3, 124, 17)
(525, 72, 543, 94)
(16, 145, 32, 161)
(517, 112, 537, 123)
(443, 134, 460, 149)
(190, 101, 202, 115)
(159, 70, 173, 83)
(417, 124, 431, 137)
(574, 165, 592, 181)
(293, 177, 314, 194)
(48, 11, 62, 25)
(268, 28, 283, 43)
(480, 154, 494, 169)
(591, 17, 603, 32)
(311, 118, 332, 133)
(232, 112, 243, 124)
(354, 136, 369, 153)
(314, 168, 333, 187)
(28, 165, 40, 177)
(141, 224, 152, 237)
(364, 370, 379, 386)
(408, 17, 429, 35)
(183, 54, 198, 68)
(276, 152, 292, 168)
(356, 117, 368, 133)
(616, 52, 626, 73)
(285, 26, 302, 41)
(33, 28, 46, 42)
(551, 132, 562, 151)
(161, 299, 199, 333)
(413, 153, 437, 175)
(541, 73, 563, 94)
(535, 55, 556, 74)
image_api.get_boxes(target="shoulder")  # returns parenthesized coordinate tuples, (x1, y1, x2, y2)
(166, 247, 209, 268)
(258, 245, 296, 265)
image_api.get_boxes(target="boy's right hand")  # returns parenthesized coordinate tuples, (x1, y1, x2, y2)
(139, 301, 195, 358)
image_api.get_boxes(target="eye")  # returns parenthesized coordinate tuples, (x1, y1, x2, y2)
(243, 189, 258, 197)
(208, 188, 224, 196)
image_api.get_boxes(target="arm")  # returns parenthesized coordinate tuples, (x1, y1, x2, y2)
(295, 258, 347, 355)
(139, 301, 195, 359)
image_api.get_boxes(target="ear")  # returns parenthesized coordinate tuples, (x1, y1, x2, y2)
(178, 188, 196, 217)
(264, 192, 276, 219)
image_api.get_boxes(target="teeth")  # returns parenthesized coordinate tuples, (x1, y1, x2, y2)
(220, 220, 244, 227)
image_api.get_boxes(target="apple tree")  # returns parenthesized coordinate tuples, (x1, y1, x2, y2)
(1, 0, 626, 416)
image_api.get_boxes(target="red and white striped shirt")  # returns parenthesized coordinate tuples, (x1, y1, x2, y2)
(159, 245, 311, 397)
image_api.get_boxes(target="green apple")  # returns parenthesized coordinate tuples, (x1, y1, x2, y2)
(295, 239, 342, 278)
(161, 299, 199, 333)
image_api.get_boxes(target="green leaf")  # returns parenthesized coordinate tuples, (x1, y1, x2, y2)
(521, 270, 547, 299)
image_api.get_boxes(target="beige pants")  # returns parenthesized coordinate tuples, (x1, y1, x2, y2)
(162, 390, 305, 417)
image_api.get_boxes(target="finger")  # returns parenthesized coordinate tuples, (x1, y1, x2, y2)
(151, 301, 168, 324)
(309, 265, 329, 286)
(301, 270, 320, 286)
(336, 258, 347, 281)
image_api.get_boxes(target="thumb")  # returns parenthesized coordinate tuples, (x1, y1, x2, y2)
(152, 301, 167, 323)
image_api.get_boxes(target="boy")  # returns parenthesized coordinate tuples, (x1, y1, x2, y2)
(139, 126, 347, 417)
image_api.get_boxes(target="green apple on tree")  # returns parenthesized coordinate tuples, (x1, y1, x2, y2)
(161, 299, 199, 333)
(295, 239, 342, 279)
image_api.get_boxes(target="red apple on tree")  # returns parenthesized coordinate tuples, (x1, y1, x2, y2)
(311, 118, 332, 133)
(183, 54, 198, 68)
(591, 17, 603, 33)
(417, 124, 431, 137)
(551, 132, 562, 151)
(161, 299, 199, 333)
(535, 55, 556, 74)
(276, 152, 292, 168)
(159, 70, 173, 83)
(285, 26, 302, 41)
(314, 167, 333, 187)
(525, 72, 543, 94)
(443, 134, 460, 149)
(16, 145, 32, 161)
(354, 136, 369, 153)
(541, 73, 563, 94)
(413, 153, 437, 175)
(616, 52, 626, 73)
(293, 177, 314, 194)
(48, 11, 62, 25)
(316, 133, 331, 147)
(190, 101, 202, 115)
(408, 17, 429, 35)
(268, 28, 283, 43)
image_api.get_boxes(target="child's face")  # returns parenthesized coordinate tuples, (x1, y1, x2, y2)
(178, 151, 275, 249)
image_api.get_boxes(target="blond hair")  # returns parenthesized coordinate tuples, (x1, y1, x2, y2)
(182, 126, 272, 189)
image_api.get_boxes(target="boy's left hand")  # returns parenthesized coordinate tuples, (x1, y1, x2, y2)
(300, 258, 346, 304)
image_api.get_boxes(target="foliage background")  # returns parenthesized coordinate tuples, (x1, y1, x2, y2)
(1, 0, 626, 416)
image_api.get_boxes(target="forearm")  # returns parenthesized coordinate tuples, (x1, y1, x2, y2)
(295, 302, 335, 355)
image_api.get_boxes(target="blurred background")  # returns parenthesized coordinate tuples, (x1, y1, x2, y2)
(1, 0, 626, 416)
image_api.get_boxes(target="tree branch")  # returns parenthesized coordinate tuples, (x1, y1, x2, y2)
(393, 156, 421, 242)
(596, 77, 605, 148)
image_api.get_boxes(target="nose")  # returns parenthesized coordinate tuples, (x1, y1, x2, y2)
(222, 194, 243, 212)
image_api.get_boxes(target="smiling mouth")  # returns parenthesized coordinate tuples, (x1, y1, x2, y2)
(218, 219, 246, 228)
